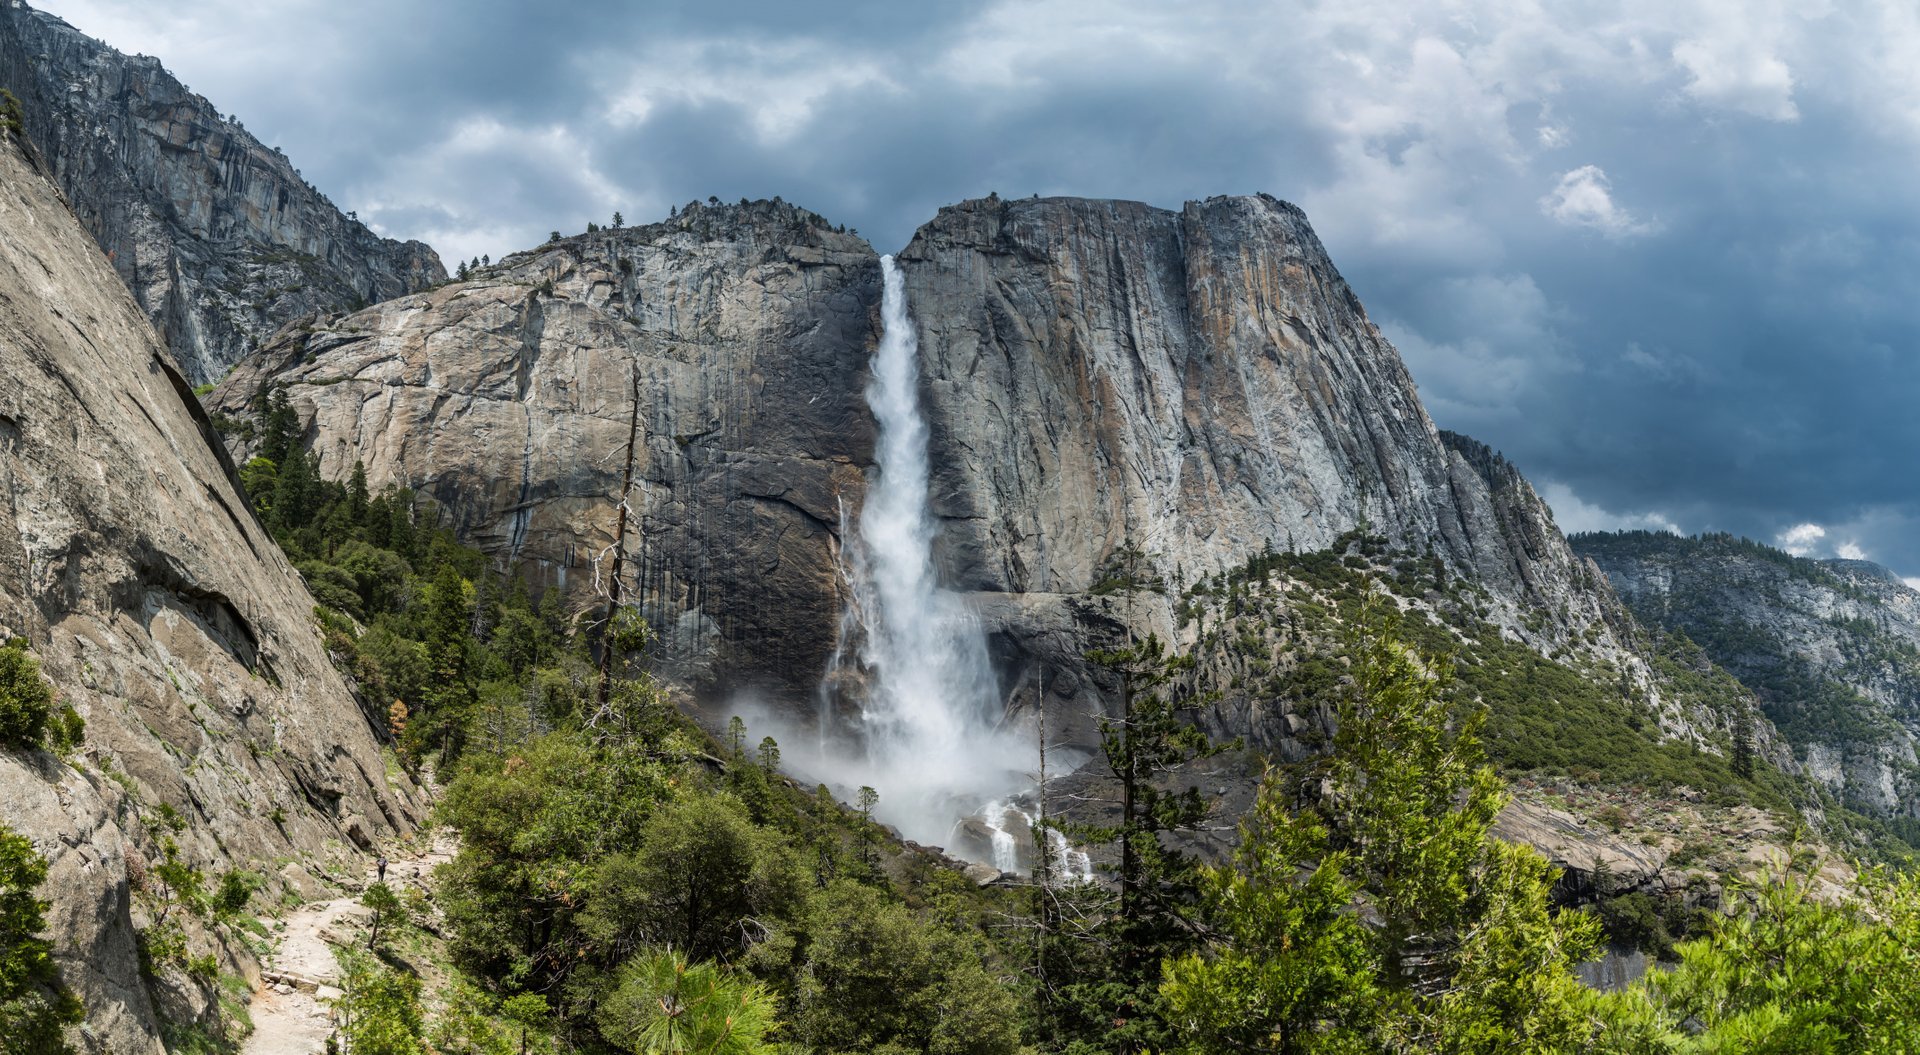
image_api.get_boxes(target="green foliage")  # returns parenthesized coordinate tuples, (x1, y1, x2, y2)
(211, 869, 260, 921)
(0, 641, 55, 750)
(0, 827, 83, 1053)
(361, 882, 401, 950)
(597, 949, 777, 1055)
(430, 982, 555, 1055)
(580, 793, 807, 965)
(0, 89, 21, 140)
(1047, 629, 1225, 1054)
(1162, 602, 1601, 1054)
(1589, 866, 1920, 1052)
(436, 732, 674, 986)
(45, 704, 83, 757)
(791, 882, 1022, 1055)
(1162, 771, 1376, 1053)
(336, 949, 426, 1055)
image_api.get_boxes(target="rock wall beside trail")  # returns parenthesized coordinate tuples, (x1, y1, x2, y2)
(0, 1, 445, 383)
(0, 131, 421, 1053)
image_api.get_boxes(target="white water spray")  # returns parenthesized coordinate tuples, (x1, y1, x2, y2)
(817, 255, 1032, 848)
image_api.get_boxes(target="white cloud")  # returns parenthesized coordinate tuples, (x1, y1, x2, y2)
(1777, 522, 1826, 555)
(1836, 541, 1869, 560)
(601, 41, 895, 144)
(1903, 577, 1920, 592)
(1672, 36, 1799, 121)
(1540, 166, 1658, 237)
(1539, 481, 1683, 536)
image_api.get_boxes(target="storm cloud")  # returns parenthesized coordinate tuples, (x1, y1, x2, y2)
(38, 0, 1920, 575)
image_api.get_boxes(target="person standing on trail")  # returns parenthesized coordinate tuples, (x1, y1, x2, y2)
(376, 855, 388, 883)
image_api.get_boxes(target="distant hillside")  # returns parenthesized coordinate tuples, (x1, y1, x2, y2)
(0, 1, 444, 382)
(1575, 530, 1920, 836)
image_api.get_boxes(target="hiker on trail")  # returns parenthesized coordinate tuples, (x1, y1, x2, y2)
(376, 856, 388, 882)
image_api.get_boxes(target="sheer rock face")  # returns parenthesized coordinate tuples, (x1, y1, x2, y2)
(899, 196, 1608, 618)
(211, 203, 880, 697)
(212, 193, 1672, 752)
(1578, 533, 1920, 815)
(0, 1, 444, 384)
(900, 196, 1656, 743)
(0, 138, 421, 1053)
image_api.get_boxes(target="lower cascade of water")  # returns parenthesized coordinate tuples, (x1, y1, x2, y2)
(976, 798, 1095, 882)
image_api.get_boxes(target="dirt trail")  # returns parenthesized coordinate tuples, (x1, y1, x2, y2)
(239, 835, 455, 1055)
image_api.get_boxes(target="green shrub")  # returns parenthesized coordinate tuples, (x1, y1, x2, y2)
(0, 826, 84, 1052)
(0, 640, 55, 750)
(0, 89, 22, 139)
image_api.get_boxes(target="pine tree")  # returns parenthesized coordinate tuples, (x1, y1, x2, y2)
(1732, 709, 1755, 780)
(1162, 597, 1600, 1051)
(0, 826, 83, 1053)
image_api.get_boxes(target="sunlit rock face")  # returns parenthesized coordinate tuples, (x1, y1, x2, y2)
(0, 131, 422, 1054)
(898, 195, 1653, 745)
(211, 201, 882, 698)
(0, 1, 444, 383)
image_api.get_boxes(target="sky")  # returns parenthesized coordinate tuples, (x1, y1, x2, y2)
(34, 0, 1920, 583)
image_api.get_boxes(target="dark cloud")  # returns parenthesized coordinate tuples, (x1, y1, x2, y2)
(35, 0, 1920, 575)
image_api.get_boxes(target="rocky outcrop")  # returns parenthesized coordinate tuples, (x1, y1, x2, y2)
(0, 133, 420, 1052)
(0, 1, 444, 383)
(212, 201, 878, 697)
(1576, 531, 1920, 817)
(900, 198, 1620, 628)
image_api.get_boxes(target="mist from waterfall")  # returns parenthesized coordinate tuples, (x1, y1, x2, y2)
(819, 254, 1033, 849)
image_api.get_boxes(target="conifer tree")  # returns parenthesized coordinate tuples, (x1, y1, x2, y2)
(0, 827, 83, 1053)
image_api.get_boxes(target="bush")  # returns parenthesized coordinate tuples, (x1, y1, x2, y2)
(0, 89, 22, 139)
(596, 950, 777, 1055)
(0, 826, 84, 1052)
(0, 640, 55, 750)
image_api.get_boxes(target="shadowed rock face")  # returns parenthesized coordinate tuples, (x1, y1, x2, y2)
(0, 1, 444, 383)
(212, 201, 881, 697)
(0, 135, 421, 1051)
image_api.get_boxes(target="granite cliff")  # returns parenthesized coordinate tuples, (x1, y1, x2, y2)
(209, 193, 1741, 767)
(0, 124, 420, 1053)
(212, 200, 879, 698)
(0, 1, 445, 384)
(1577, 531, 1920, 823)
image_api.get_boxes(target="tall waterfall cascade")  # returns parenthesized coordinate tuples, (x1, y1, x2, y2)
(819, 255, 1081, 878)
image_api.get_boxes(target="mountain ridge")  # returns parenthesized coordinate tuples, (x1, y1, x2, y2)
(0, 0, 446, 383)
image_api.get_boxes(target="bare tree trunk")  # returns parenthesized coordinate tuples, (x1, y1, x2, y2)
(595, 371, 642, 716)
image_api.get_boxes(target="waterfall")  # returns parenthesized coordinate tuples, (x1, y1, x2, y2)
(979, 799, 1096, 882)
(815, 255, 1027, 847)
